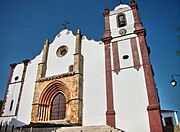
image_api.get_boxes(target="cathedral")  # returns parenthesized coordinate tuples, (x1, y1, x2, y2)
(0, 1, 164, 132)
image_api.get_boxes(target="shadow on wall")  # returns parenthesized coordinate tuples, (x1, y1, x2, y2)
(9, 118, 26, 127)
(1, 118, 26, 127)
(0, 118, 26, 132)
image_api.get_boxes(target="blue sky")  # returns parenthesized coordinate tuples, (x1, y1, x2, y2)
(0, 0, 180, 119)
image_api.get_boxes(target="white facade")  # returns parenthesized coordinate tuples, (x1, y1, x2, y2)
(46, 31, 75, 77)
(0, 29, 106, 127)
(0, 3, 159, 132)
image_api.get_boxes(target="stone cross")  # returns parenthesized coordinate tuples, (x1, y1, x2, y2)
(62, 21, 69, 29)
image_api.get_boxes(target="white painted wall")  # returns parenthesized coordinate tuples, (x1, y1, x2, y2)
(46, 30, 75, 77)
(118, 39, 134, 68)
(2, 63, 24, 117)
(17, 54, 42, 125)
(82, 37, 106, 126)
(112, 68, 150, 132)
(11, 63, 24, 83)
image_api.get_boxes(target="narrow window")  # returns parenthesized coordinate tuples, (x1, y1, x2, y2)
(68, 65, 74, 72)
(9, 100, 14, 111)
(165, 117, 173, 126)
(117, 14, 126, 27)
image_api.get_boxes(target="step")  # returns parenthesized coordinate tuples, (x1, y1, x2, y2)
(54, 125, 122, 132)
(0, 125, 123, 132)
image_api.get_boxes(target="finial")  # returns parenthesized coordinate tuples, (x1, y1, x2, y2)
(45, 38, 49, 44)
(22, 59, 30, 64)
(62, 21, 69, 29)
(75, 28, 82, 54)
(10, 63, 17, 68)
(76, 28, 81, 35)
(131, 0, 136, 4)
(103, 7, 110, 16)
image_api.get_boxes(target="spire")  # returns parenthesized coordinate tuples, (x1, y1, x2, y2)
(103, 7, 110, 17)
(36, 38, 50, 80)
(45, 38, 49, 45)
(74, 28, 83, 75)
(75, 28, 82, 54)
(76, 28, 81, 35)
(102, 6, 112, 41)
(130, 0, 144, 32)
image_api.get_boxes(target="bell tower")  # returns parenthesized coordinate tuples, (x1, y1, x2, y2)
(102, 1, 163, 131)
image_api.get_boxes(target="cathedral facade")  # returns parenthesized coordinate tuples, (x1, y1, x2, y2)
(0, 1, 163, 132)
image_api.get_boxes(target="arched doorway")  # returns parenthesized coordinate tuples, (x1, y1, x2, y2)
(50, 92, 66, 120)
(37, 81, 70, 121)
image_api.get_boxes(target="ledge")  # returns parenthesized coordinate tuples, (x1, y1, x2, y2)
(37, 72, 75, 82)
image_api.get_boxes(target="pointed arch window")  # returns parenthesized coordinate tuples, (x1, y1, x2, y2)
(9, 100, 14, 111)
(117, 13, 126, 27)
(50, 92, 66, 120)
